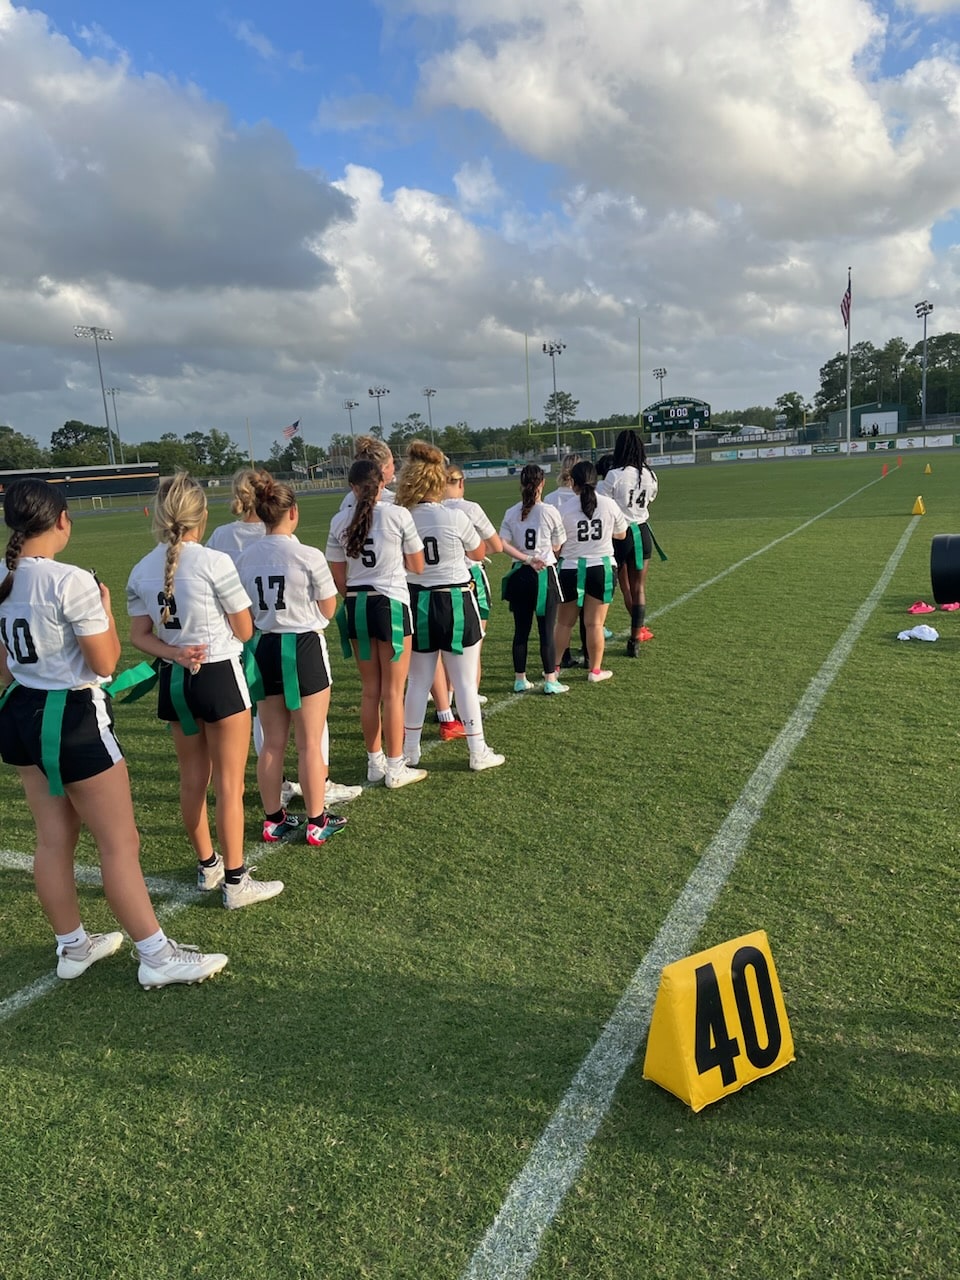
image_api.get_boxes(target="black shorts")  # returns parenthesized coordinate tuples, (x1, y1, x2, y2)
(502, 563, 560, 614)
(613, 523, 649, 569)
(254, 631, 331, 700)
(410, 584, 483, 652)
(157, 655, 251, 725)
(557, 564, 615, 605)
(0, 684, 123, 784)
(344, 591, 413, 646)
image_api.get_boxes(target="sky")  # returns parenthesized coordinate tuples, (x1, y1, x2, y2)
(2, 0, 960, 458)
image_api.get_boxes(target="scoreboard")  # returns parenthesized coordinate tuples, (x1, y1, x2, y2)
(642, 397, 711, 433)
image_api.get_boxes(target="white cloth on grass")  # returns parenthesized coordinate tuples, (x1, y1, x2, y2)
(897, 625, 939, 641)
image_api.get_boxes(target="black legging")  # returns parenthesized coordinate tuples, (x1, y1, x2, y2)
(510, 568, 559, 675)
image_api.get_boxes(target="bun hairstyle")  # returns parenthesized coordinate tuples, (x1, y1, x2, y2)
(153, 472, 207, 624)
(571, 460, 598, 518)
(250, 471, 296, 528)
(396, 439, 446, 507)
(558, 453, 581, 487)
(345, 458, 383, 559)
(0, 479, 68, 605)
(230, 467, 270, 517)
(612, 429, 645, 472)
(520, 464, 544, 521)
(354, 434, 393, 471)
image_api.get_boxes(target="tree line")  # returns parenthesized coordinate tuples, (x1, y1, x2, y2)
(3, 330, 959, 473)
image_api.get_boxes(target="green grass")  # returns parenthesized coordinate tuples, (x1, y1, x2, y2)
(1, 456, 958, 1279)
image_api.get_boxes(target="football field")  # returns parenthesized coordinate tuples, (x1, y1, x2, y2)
(1, 455, 958, 1279)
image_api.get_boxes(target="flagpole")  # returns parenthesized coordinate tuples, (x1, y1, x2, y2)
(301, 423, 309, 482)
(525, 333, 531, 436)
(246, 417, 254, 468)
(845, 268, 852, 455)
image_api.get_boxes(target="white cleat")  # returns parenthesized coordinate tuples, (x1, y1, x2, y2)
(56, 931, 125, 980)
(384, 762, 428, 789)
(222, 869, 284, 910)
(279, 778, 303, 807)
(469, 748, 506, 772)
(138, 940, 229, 990)
(197, 853, 225, 891)
(324, 781, 363, 806)
(367, 752, 388, 784)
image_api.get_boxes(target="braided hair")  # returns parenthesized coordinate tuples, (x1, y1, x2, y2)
(152, 473, 207, 624)
(0, 479, 68, 605)
(344, 459, 383, 559)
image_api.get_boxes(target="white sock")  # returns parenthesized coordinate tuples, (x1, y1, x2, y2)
(386, 755, 404, 769)
(403, 729, 423, 758)
(368, 749, 384, 765)
(135, 929, 169, 960)
(55, 926, 88, 952)
(437, 708, 455, 723)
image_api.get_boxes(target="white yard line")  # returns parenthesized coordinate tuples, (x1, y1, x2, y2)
(460, 514, 920, 1280)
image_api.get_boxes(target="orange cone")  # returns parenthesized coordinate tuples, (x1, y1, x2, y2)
(881, 463, 888, 476)
(144, 506, 149, 516)
(897, 456, 903, 467)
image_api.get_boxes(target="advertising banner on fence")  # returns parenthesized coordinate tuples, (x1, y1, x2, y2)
(711, 450, 738, 462)
(670, 453, 696, 465)
(898, 436, 922, 449)
(786, 446, 812, 457)
(813, 444, 841, 455)
(736, 449, 759, 460)
(759, 447, 785, 459)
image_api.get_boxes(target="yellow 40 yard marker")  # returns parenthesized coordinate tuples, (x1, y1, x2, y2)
(642, 930, 795, 1112)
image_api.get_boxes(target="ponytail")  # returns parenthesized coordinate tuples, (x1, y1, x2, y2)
(250, 470, 296, 528)
(345, 459, 382, 559)
(153, 473, 207, 624)
(520, 464, 544, 521)
(571, 461, 598, 519)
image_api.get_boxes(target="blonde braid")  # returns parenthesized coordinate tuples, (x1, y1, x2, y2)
(152, 472, 206, 625)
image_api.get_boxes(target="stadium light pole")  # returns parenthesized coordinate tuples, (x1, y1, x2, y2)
(106, 388, 125, 464)
(653, 366, 667, 400)
(343, 398, 359, 445)
(368, 385, 390, 435)
(915, 300, 934, 427)
(542, 340, 566, 459)
(422, 388, 436, 443)
(73, 325, 116, 465)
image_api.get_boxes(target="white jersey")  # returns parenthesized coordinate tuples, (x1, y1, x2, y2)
(557, 493, 629, 566)
(326, 502, 423, 604)
(499, 501, 566, 566)
(337, 487, 396, 512)
(0, 558, 109, 690)
(405, 503, 480, 588)
(126, 542, 251, 662)
(206, 519, 265, 560)
(545, 487, 578, 516)
(599, 464, 658, 525)
(444, 496, 495, 572)
(235, 535, 336, 634)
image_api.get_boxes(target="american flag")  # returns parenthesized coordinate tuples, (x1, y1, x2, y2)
(282, 420, 300, 439)
(840, 273, 851, 330)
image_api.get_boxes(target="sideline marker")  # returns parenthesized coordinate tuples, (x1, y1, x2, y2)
(881, 463, 888, 477)
(924, 463, 932, 475)
(912, 496, 926, 515)
(643, 930, 795, 1112)
(897, 455, 903, 467)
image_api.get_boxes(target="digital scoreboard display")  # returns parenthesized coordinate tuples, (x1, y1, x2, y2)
(642, 397, 711, 432)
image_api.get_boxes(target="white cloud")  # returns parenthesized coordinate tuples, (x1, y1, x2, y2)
(4, 0, 960, 454)
(454, 157, 503, 212)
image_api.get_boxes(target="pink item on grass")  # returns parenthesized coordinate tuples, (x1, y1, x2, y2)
(941, 602, 960, 611)
(907, 601, 936, 614)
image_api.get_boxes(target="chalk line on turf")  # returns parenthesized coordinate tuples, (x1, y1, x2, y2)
(460, 514, 921, 1280)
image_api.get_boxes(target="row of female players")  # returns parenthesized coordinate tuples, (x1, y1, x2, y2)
(0, 429, 656, 988)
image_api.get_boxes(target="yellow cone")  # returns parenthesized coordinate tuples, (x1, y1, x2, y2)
(924, 463, 932, 475)
(913, 496, 926, 515)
